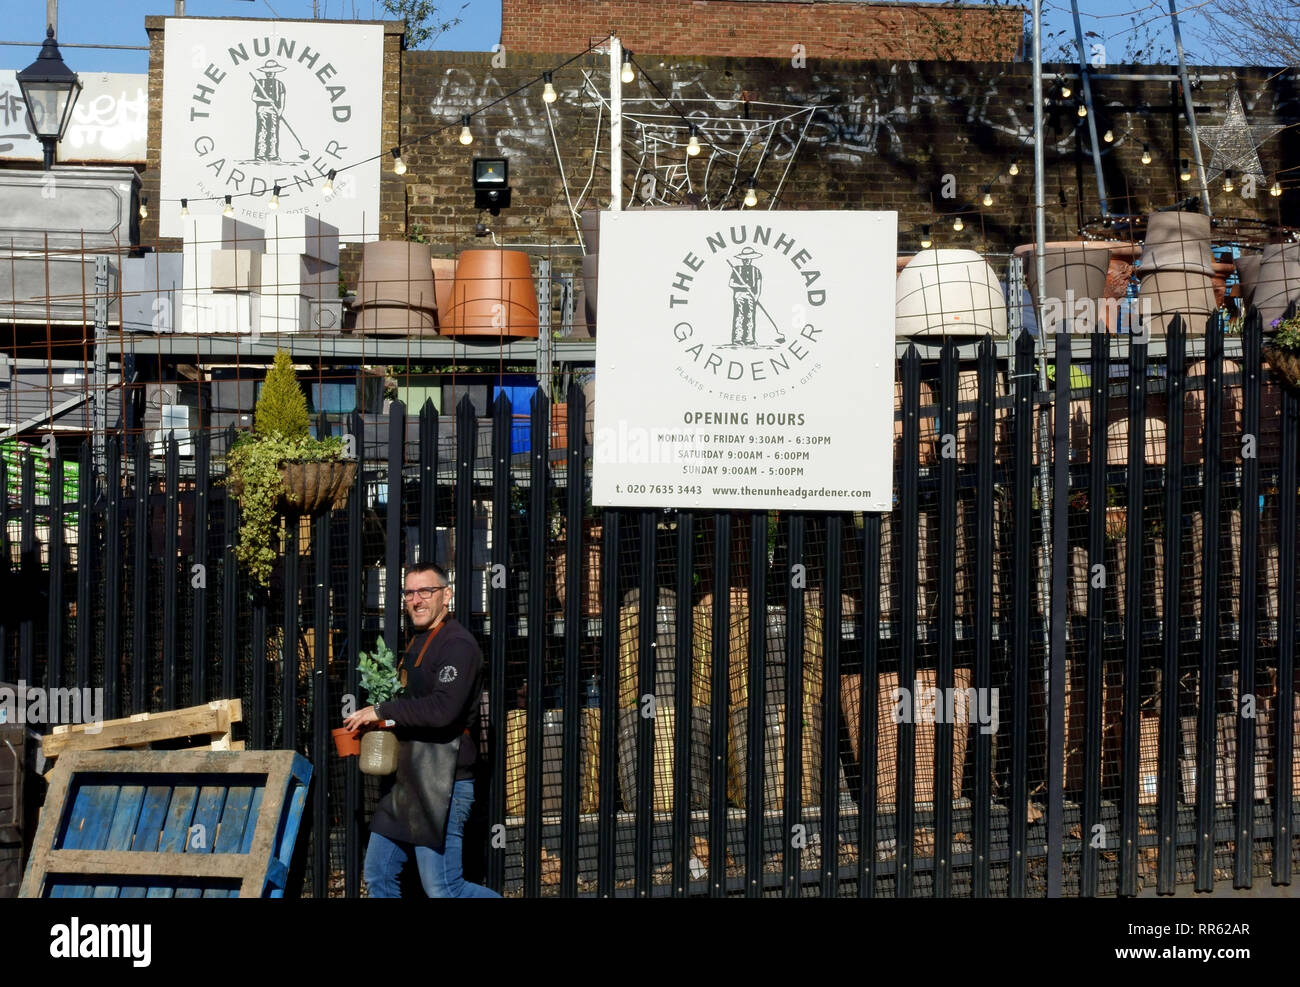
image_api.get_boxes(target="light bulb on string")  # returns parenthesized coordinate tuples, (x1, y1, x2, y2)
(982, 186, 993, 207)
(542, 71, 557, 104)
(1271, 180, 1283, 197)
(1060, 83, 1072, 98)
(953, 215, 964, 232)
(1008, 161, 1019, 176)
(1223, 169, 1234, 193)
(1103, 129, 1114, 143)
(1141, 143, 1152, 165)
(179, 198, 189, 218)
(269, 185, 281, 210)
(920, 225, 932, 249)
(138, 195, 148, 220)
(686, 124, 701, 157)
(1180, 159, 1191, 182)
(391, 148, 407, 175)
(223, 195, 234, 218)
(322, 170, 336, 198)
(1077, 103, 1088, 118)
(621, 52, 635, 84)
(743, 177, 758, 208)
(459, 115, 473, 146)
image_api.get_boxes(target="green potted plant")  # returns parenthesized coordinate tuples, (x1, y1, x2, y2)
(224, 349, 356, 588)
(357, 636, 403, 775)
(1263, 314, 1300, 390)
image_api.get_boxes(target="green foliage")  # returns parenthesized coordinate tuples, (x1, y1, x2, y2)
(255, 350, 310, 440)
(358, 636, 404, 705)
(381, 0, 466, 50)
(224, 431, 345, 587)
(1271, 315, 1300, 351)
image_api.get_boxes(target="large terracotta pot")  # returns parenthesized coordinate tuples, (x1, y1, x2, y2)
(1013, 240, 1123, 332)
(895, 248, 1007, 337)
(441, 249, 540, 338)
(353, 241, 438, 336)
(1251, 242, 1300, 327)
(431, 257, 457, 326)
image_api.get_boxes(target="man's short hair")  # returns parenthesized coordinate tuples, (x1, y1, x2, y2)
(406, 561, 449, 586)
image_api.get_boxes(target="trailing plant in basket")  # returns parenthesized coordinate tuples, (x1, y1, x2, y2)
(224, 350, 346, 587)
(1263, 315, 1300, 390)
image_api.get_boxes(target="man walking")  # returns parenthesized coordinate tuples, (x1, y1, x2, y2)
(345, 562, 499, 898)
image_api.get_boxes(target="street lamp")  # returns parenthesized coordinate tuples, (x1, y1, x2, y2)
(16, 26, 82, 171)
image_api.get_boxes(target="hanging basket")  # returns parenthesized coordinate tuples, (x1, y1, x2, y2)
(1263, 343, 1300, 391)
(228, 459, 357, 514)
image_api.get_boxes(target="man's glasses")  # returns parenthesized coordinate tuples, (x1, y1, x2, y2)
(402, 585, 449, 600)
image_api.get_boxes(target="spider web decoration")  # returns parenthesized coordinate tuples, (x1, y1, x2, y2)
(578, 71, 820, 212)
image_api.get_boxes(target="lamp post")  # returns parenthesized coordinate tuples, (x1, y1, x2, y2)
(16, 26, 82, 171)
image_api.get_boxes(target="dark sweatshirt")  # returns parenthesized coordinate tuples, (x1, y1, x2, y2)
(374, 617, 483, 780)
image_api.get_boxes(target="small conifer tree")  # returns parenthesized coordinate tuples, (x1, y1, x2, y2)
(255, 349, 310, 440)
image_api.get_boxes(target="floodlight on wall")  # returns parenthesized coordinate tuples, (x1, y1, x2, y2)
(15, 26, 82, 171)
(473, 157, 511, 215)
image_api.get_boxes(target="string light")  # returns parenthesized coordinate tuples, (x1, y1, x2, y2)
(1222, 169, 1234, 193)
(743, 177, 758, 208)
(953, 215, 964, 232)
(459, 115, 473, 146)
(621, 51, 635, 84)
(1077, 103, 1088, 118)
(982, 186, 993, 207)
(686, 124, 701, 157)
(1141, 143, 1152, 165)
(1103, 129, 1114, 143)
(222, 195, 234, 217)
(1008, 161, 1019, 176)
(179, 198, 189, 218)
(1271, 179, 1283, 197)
(1180, 159, 1191, 182)
(391, 148, 407, 175)
(920, 225, 932, 249)
(1060, 82, 1072, 98)
(269, 184, 281, 210)
(542, 71, 557, 104)
(138, 195, 147, 220)
(322, 170, 336, 198)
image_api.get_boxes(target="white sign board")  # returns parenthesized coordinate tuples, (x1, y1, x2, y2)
(0, 71, 147, 162)
(160, 18, 382, 242)
(593, 210, 896, 513)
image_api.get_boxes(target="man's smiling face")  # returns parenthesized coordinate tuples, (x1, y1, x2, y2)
(404, 570, 449, 631)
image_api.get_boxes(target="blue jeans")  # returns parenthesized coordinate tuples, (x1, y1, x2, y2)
(364, 778, 500, 898)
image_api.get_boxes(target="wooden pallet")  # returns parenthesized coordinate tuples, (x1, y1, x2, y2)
(42, 699, 244, 764)
(20, 749, 312, 898)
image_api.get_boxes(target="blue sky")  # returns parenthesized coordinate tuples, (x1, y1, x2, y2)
(0, 0, 1231, 74)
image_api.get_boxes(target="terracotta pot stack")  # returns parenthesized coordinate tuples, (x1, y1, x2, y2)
(1014, 240, 1113, 334)
(352, 241, 439, 336)
(440, 249, 540, 339)
(1238, 242, 1300, 327)
(1136, 211, 1217, 336)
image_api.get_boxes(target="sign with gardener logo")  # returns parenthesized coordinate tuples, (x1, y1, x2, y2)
(159, 18, 382, 241)
(592, 210, 896, 512)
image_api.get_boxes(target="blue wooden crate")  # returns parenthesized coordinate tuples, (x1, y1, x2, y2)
(19, 750, 311, 899)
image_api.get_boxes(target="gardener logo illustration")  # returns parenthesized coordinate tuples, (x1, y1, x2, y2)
(249, 59, 292, 162)
(664, 223, 828, 388)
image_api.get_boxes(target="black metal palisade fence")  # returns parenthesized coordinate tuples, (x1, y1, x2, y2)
(1, 311, 1297, 897)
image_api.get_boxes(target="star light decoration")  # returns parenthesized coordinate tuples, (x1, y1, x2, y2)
(1191, 90, 1283, 188)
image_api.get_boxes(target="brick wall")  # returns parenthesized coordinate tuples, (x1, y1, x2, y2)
(500, 0, 1026, 61)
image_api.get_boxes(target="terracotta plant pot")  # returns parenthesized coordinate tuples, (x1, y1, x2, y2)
(441, 249, 539, 338)
(1015, 241, 1112, 333)
(332, 726, 361, 757)
(431, 257, 457, 327)
(353, 241, 438, 336)
(895, 249, 1007, 337)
